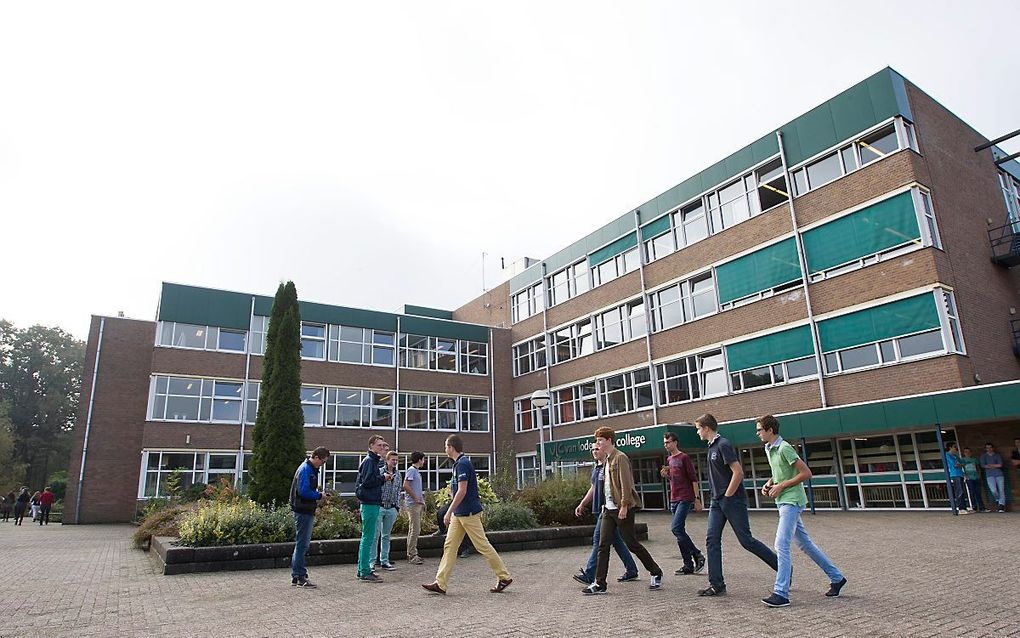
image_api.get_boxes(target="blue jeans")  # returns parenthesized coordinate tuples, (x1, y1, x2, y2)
(966, 478, 985, 510)
(371, 506, 399, 565)
(669, 500, 703, 570)
(706, 495, 777, 590)
(986, 476, 1006, 506)
(583, 511, 638, 582)
(950, 476, 966, 511)
(773, 504, 842, 599)
(358, 504, 380, 577)
(291, 512, 315, 579)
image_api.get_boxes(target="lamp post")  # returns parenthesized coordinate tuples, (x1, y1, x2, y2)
(531, 389, 551, 480)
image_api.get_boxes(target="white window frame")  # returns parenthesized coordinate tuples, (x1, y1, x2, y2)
(654, 349, 727, 407)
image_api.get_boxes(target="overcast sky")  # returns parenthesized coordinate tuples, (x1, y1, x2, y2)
(2, 1, 1018, 340)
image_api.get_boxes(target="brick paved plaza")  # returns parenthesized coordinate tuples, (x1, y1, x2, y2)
(1, 511, 1017, 638)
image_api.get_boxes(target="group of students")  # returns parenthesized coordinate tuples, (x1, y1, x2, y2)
(0, 487, 57, 526)
(944, 439, 1020, 513)
(287, 434, 512, 595)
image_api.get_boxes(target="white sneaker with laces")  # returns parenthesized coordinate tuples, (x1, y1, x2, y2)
(649, 574, 662, 590)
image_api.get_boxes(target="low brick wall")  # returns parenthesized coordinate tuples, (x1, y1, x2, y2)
(151, 523, 648, 575)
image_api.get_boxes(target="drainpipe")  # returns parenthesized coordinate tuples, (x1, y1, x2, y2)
(74, 317, 105, 524)
(633, 208, 658, 425)
(538, 262, 553, 476)
(395, 316, 401, 452)
(237, 297, 255, 484)
(488, 327, 497, 474)
(776, 131, 828, 408)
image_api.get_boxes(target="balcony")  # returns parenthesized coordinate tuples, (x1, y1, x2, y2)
(1012, 319, 1020, 359)
(989, 222, 1020, 267)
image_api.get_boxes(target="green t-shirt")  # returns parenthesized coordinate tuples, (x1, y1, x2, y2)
(766, 439, 808, 507)
(960, 456, 980, 481)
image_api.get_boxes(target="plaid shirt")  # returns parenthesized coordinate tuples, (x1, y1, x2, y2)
(380, 464, 402, 509)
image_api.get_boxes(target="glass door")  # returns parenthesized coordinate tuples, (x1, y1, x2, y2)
(632, 456, 667, 510)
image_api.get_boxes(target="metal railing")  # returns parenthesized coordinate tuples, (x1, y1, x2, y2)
(988, 222, 1020, 266)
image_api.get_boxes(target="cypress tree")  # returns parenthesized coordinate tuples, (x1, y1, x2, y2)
(249, 281, 306, 505)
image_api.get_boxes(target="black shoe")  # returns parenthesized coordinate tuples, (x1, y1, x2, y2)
(761, 593, 790, 607)
(698, 585, 726, 597)
(572, 571, 591, 585)
(616, 572, 639, 582)
(358, 573, 383, 583)
(582, 583, 607, 595)
(825, 577, 847, 598)
(380, 563, 397, 571)
(294, 577, 317, 588)
(675, 566, 695, 575)
(694, 553, 706, 574)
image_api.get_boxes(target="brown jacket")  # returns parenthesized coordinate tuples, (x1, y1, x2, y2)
(605, 447, 640, 510)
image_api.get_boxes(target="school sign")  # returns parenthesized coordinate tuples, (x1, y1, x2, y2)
(538, 423, 700, 463)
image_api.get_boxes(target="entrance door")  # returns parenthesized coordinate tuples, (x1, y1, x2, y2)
(632, 457, 666, 510)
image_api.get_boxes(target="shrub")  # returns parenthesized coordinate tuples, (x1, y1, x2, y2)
(46, 470, 68, 501)
(516, 475, 594, 526)
(203, 477, 241, 503)
(482, 502, 538, 531)
(433, 478, 499, 508)
(181, 482, 208, 503)
(390, 506, 439, 536)
(177, 500, 295, 547)
(311, 496, 361, 540)
(132, 503, 194, 549)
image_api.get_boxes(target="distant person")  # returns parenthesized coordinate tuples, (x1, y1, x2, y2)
(581, 426, 663, 596)
(661, 431, 706, 576)
(356, 435, 391, 582)
(422, 435, 512, 595)
(30, 490, 42, 522)
(695, 414, 777, 598)
(14, 487, 30, 526)
(572, 447, 639, 586)
(1, 491, 13, 522)
(960, 448, 986, 512)
(38, 486, 56, 525)
(289, 446, 330, 588)
(980, 443, 1006, 513)
(371, 451, 401, 572)
(756, 415, 846, 607)
(944, 444, 968, 513)
(402, 451, 427, 565)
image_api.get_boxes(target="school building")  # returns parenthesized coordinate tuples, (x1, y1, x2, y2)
(65, 67, 1020, 522)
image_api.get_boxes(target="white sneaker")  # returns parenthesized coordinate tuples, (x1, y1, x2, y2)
(649, 574, 662, 590)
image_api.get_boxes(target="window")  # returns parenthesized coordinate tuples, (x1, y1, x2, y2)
(730, 356, 817, 392)
(300, 323, 326, 360)
(598, 368, 654, 416)
(791, 119, 915, 196)
(243, 382, 260, 424)
(591, 247, 640, 287)
(513, 336, 547, 377)
(804, 187, 941, 283)
(756, 158, 790, 211)
(940, 291, 964, 354)
(546, 259, 591, 306)
(325, 388, 393, 427)
(151, 376, 244, 424)
(516, 454, 540, 489)
(514, 397, 550, 432)
(399, 334, 430, 369)
(397, 393, 487, 432)
(511, 282, 544, 323)
(709, 174, 758, 233)
(648, 272, 717, 332)
(655, 350, 726, 405)
(594, 299, 646, 350)
(552, 382, 598, 425)
(461, 397, 489, 431)
(998, 170, 1020, 226)
(301, 385, 325, 425)
(681, 200, 709, 245)
(327, 325, 395, 366)
(551, 317, 594, 364)
(141, 451, 205, 498)
(158, 322, 248, 353)
(250, 315, 268, 355)
(819, 292, 953, 375)
(459, 340, 488, 375)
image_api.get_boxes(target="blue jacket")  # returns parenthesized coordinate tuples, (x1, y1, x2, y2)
(289, 459, 322, 514)
(356, 451, 385, 505)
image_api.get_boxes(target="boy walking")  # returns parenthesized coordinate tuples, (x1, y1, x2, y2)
(422, 435, 512, 595)
(695, 413, 777, 598)
(403, 451, 426, 564)
(357, 435, 392, 582)
(660, 431, 705, 576)
(582, 426, 663, 595)
(756, 416, 846, 607)
(573, 447, 639, 585)
(289, 446, 330, 588)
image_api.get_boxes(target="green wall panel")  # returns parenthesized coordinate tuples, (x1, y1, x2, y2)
(818, 293, 939, 353)
(838, 403, 887, 433)
(802, 191, 920, 275)
(401, 316, 489, 343)
(726, 325, 814, 372)
(933, 391, 994, 425)
(639, 214, 672, 240)
(716, 238, 802, 304)
(158, 283, 253, 330)
(989, 384, 1020, 418)
(801, 410, 843, 438)
(401, 305, 453, 320)
(883, 396, 938, 430)
(588, 232, 638, 267)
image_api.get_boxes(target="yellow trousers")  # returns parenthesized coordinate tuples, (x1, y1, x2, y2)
(435, 513, 510, 590)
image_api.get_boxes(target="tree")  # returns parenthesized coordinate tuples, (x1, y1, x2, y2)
(248, 282, 306, 505)
(0, 403, 28, 494)
(490, 440, 518, 502)
(0, 320, 84, 488)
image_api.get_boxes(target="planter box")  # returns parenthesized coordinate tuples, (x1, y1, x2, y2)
(150, 523, 648, 575)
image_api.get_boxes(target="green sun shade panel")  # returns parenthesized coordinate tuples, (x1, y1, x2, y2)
(716, 238, 802, 304)
(802, 191, 920, 275)
(401, 316, 489, 343)
(639, 214, 672, 241)
(587, 232, 638, 267)
(726, 325, 815, 372)
(818, 293, 939, 353)
(158, 283, 253, 330)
